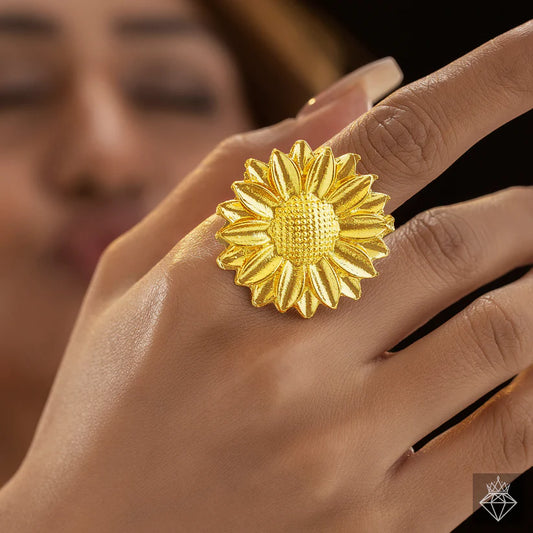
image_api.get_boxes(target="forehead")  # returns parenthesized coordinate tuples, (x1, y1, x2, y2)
(0, 0, 203, 38)
(0, 0, 198, 16)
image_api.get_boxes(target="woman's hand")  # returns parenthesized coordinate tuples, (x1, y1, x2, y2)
(1, 22, 532, 533)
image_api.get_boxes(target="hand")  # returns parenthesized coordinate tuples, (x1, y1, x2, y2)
(1, 22, 532, 533)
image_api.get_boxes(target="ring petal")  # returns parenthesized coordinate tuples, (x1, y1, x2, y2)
(236, 245, 283, 285)
(339, 214, 388, 239)
(251, 276, 276, 307)
(245, 158, 270, 186)
(218, 219, 271, 246)
(295, 290, 320, 318)
(308, 258, 341, 308)
(329, 241, 377, 278)
(327, 174, 375, 214)
(289, 140, 314, 172)
(356, 192, 390, 214)
(356, 237, 389, 259)
(232, 181, 280, 219)
(217, 200, 250, 223)
(340, 276, 362, 300)
(383, 214, 395, 235)
(270, 149, 302, 200)
(305, 146, 335, 198)
(276, 260, 306, 312)
(216, 245, 250, 270)
(335, 153, 361, 182)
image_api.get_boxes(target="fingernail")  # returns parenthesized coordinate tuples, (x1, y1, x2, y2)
(297, 57, 403, 118)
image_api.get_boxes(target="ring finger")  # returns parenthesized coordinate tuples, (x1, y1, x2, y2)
(374, 265, 533, 455)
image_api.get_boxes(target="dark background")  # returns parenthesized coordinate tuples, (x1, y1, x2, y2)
(309, 1, 532, 530)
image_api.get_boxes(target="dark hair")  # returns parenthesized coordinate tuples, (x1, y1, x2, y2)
(198, 0, 372, 126)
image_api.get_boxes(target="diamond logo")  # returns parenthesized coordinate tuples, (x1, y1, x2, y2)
(479, 476, 517, 522)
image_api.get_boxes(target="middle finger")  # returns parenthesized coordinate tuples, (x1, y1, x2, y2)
(332, 186, 533, 355)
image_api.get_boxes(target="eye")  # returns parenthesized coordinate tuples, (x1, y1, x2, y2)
(127, 81, 217, 115)
(0, 76, 54, 110)
(0, 84, 49, 108)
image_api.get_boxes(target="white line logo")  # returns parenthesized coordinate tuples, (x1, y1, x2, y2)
(479, 476, 517, 522)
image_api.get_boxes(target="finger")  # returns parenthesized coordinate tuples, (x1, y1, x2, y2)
(117, 22, 531, 300)
(110, 21, 531, 297)
(329, 186, 533, 354)
(95, 78, 375, 295)
(297, 56, 403, 117)
(389, 361, 533, 532)
(327, 21, 533, 212)
(374, 267, 533, 456)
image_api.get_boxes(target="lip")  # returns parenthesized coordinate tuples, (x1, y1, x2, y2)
(54, 205, 143, 283)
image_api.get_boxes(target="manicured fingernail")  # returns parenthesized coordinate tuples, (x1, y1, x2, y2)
(297, 57, 403, 118)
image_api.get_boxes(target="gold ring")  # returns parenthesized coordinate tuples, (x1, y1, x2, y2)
(216, 140, 394, 318)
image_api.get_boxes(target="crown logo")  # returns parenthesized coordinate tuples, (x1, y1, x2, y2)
(479, 475, 517, 522)
(486, 476, 509, 494)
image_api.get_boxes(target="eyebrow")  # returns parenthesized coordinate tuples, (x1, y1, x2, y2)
(115, 16, 203, 37)
(0, 13, 203, 39)
(0, 13, 58, 35)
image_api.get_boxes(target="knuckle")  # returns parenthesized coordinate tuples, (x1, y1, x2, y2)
(162, 253, 215, 310)
(96, 235, 126, 271)
(406, 207, 480, 282)
(490, 394, 533, 471)
(463, 294, 526, 375)
(160, 230, 246, 325)
(502, 185, 533, 211)
(483, 23, 533, 100)
(83, 233, 139, 311)
(365, 482, 414, 532)
(293, 446, 379, 531)
(357, 88, 449, 181)
(503, 184, 533, 197)
(90, 234, 131, 290)
(216, 132, 254, 160)
(217, 132, 245, 152)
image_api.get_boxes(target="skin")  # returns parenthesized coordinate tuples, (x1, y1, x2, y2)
(0, 0, 254, 481)
(0, 19, 530, 532)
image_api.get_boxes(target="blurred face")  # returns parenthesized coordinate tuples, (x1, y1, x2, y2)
(0, 0, 251, 384)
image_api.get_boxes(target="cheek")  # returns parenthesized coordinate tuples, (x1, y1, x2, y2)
(138, 47, 253, 207)
(0, 154, 58, 259)
(0, 106, 67, 254)
(141, 107, 251, 210)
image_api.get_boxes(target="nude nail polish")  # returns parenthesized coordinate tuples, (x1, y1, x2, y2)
(297, 57, 403, 118)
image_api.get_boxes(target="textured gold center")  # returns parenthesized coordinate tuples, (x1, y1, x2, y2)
(269, 193, 339, 266)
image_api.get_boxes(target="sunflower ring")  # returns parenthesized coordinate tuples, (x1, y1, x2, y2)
(216, 140, 394, 318)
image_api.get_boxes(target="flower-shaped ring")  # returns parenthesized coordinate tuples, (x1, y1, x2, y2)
(216, 140, 394, 318)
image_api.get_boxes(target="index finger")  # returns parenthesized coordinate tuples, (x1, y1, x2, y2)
(96, 22, 531, 302)
(327, 20, 532, 211)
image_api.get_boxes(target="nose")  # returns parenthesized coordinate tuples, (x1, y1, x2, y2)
(45, 74, 144, 204)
